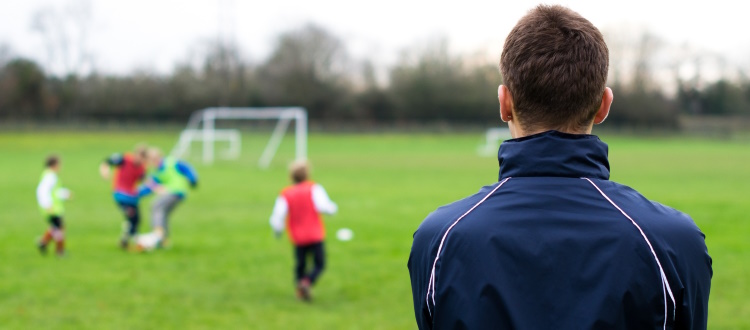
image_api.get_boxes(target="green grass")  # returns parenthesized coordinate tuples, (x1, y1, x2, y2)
(0, 131, 747, 329)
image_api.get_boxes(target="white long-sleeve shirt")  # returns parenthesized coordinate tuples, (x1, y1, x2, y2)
(36, 171, 57, 209)
(36, 171, 70, 210)
(269, 183, 337, 233)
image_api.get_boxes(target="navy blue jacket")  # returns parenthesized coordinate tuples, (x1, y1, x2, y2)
(409, 131, 712, 330)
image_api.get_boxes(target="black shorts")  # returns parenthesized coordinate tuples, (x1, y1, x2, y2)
(47, 215, 64, 230)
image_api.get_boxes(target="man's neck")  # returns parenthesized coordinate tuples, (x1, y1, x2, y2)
(509, 123, 594, 139)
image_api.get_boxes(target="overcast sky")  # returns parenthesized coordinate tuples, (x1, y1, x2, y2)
(1, 0, 749, 76)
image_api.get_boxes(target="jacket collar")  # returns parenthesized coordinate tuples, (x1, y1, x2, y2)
(498, 130, 610, 180)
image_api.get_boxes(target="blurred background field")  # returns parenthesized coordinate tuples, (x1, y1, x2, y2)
(2, 1, 750, 328)
(0, 131, 747, 329)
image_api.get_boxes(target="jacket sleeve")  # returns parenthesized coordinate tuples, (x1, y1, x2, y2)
(409, 225, 436, 330)
(176, 161, 198, 187)
(674, 228, 712, 329)
(137, 176, 160, 197)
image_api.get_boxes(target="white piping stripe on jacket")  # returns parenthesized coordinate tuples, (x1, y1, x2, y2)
(426, 177, 511, 316)
(583, 177, 676, 329)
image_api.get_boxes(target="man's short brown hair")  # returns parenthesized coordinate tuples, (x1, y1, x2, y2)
(500, 5, 609, 132)
(289, 160, 310, 184)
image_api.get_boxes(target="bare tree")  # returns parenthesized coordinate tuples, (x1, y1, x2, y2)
(199, 40, 248, 106)
(389, 36, 499, 122)
(631, 32, 663, 93)
(30, 0, 93, 76)
(258, 23, 351, 118)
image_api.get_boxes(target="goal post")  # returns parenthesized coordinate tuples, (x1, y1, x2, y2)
(171, 107, 307, 168)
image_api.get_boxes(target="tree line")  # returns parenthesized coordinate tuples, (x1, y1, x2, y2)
(1, 24, 749, 128)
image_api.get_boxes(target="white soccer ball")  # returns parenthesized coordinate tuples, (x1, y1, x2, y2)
(336, 228, 354, 241)
(135, 232, 162, 251)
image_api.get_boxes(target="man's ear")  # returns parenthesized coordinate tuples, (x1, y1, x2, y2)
(594, 87, 613, 125)
(498, 85, 514, 122)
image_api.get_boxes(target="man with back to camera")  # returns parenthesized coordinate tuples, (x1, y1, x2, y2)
(408, 5, 711, 330)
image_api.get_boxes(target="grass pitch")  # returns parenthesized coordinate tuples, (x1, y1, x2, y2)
(0, 131, 747, 329)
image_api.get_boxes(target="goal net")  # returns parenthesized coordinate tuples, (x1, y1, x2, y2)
(170, 107, 307, 168)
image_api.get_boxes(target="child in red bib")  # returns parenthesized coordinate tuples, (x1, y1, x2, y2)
(270, 161, 337, 301)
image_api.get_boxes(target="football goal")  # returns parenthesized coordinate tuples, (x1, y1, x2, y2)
(170, 107, 307, 168)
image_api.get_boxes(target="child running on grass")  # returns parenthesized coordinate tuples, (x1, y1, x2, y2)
(36, 155, 72, 257)
(270, 160, 338, 301)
